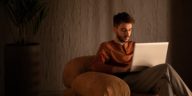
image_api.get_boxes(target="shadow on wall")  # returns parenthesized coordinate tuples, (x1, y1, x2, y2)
(170, 0, 192, 89)
(0, 1, 13, 96)
(0, 16, 4, 96)
(0, 9, 4, 92)
(0, 44, 4, 96)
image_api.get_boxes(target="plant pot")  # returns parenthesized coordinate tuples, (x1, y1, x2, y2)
(4, 43, 41, 96)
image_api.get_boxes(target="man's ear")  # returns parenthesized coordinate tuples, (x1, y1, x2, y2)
(113, 27, 117, 33)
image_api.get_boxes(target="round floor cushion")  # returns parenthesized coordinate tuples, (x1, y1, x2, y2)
(63, 56, 95, 88)
(71, 72, 130, 96)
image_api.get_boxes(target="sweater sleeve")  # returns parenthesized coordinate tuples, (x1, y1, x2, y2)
(90, 42, 114, 73)
(90, 41, 135, 74)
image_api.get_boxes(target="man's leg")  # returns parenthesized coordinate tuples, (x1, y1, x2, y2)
(124, 64, 191, 96)
(158, 78, 174, 96)
(124, 64, 168, 93)
(166, 64, 191, 96)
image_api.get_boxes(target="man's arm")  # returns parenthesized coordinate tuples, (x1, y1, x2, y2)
(90, 43, 113, 73)
(91, 53, 131, 73)
(90, 42, 131, 74)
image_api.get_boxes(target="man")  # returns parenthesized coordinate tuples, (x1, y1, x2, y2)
(90, 12, 191, 96)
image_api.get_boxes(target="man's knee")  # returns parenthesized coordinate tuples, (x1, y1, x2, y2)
(155, 63, 166, 68)
(161, 63, 172, 69)
(154, 64, 170, 72)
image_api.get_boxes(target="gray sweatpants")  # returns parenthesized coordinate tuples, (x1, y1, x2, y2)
(123, 64, 191, 96)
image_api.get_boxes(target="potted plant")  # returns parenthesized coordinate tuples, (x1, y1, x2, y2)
(4, 0, 48, 96)
(6, 0, 47, 43)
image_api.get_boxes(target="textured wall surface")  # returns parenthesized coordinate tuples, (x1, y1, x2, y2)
(0, 0, 170, 95)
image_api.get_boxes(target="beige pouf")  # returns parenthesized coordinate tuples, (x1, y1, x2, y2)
(63, 56, 94, 88)
(71, 72, 131, 96)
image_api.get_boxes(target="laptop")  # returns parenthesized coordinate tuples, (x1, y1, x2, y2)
(130, 42, 169, 72)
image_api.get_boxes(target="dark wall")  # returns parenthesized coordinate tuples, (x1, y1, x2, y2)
(171, 0, 192, 89)
(0, 2, 8, 96)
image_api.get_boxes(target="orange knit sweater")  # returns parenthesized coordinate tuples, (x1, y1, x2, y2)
(90, 40, 135, 74)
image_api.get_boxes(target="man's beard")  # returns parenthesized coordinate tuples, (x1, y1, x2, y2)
(117, 35, 129, 43)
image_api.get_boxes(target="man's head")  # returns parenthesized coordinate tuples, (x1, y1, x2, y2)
(113, 12, 135, 43)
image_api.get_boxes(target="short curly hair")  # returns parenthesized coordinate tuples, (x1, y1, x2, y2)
(113, 12, 135, 27)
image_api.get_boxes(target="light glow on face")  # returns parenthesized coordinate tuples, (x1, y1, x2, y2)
(114, 23, 133, 43)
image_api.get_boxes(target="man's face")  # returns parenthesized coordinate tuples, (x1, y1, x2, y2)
(113, 23, 133, 43)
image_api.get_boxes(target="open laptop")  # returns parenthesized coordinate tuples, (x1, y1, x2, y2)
(130, 42, 169, 72)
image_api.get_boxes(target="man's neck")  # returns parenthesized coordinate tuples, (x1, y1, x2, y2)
(114, 37, 128, 45)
